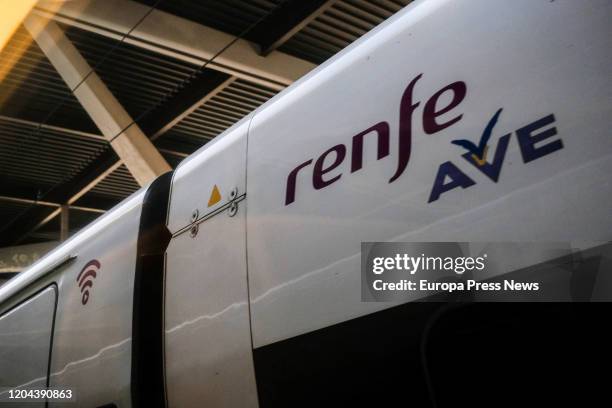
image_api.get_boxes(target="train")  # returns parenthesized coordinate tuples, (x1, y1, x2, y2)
(1, 0, 611, 406)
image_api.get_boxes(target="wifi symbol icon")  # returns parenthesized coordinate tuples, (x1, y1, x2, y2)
(77, 259, 101, 305)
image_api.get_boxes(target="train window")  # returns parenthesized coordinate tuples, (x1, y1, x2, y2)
(0, 286, 56, 404)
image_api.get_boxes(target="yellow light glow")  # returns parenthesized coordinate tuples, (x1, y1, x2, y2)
(0, 0, 38, 53)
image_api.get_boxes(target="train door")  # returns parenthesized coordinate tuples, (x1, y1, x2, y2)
(163, 118, 257, 407)
(0, 286, 57, 406)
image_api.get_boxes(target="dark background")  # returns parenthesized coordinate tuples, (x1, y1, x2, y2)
(254, 302, 611, 407)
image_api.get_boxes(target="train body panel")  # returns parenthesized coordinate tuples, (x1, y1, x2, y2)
(245, 0, 612, 347)
(0, 190, 146, 407)
(49, 191, 144, 408)
(166, 117, 250, 234)
(164, 118, 257, 407)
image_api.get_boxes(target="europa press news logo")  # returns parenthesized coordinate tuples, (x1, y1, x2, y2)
(76, 259, 100, 305)
(283, 73, 564, 205)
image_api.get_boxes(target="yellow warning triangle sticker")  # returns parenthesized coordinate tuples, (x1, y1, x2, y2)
(207, 184, 221, 207)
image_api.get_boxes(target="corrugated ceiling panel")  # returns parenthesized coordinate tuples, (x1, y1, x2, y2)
(135, 0, 280, 37)
(280, 0, 411, 63)
(89, 164, 140, 198)
(0, 117, 107, 188)
(0, 26, 96, 132)
(164, 79, 278, 150)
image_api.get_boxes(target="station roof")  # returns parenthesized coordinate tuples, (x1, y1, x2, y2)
(0, 0, 410, 246)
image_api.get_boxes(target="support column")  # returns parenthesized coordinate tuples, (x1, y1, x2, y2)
(60, 204, 69, 242)
(24, 14, 171, 186)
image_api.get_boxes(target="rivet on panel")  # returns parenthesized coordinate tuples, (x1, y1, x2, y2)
(228, 201, 238, 217)
(229, 187, 238, 201)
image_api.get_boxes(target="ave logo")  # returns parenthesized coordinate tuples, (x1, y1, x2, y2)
(284, 73, 564, 205)
(429, 109, 563, 203)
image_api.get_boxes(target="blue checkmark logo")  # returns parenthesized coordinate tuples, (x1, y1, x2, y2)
(451, 108, 503, 162)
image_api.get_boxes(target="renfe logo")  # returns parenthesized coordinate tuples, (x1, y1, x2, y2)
(284, 73, 563, 205)
(77, 259, 100, 305)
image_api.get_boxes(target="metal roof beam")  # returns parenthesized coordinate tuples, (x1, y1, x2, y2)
(248, 0, 337, 56)
(0, 114, 104, 140)
(24, 14, 171, 186)
(0, 114, 189, 158)
(0, 194, 105, 213)
(0, 177, 119, 211)
(0, 149, 121, 246)
(33, 0, 316, 91)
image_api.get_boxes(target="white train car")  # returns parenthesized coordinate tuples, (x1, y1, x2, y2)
(1, 0, 611, 407)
